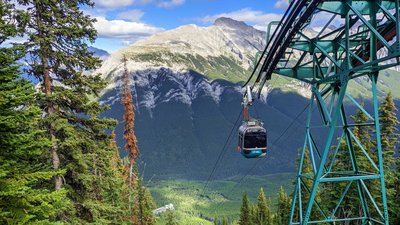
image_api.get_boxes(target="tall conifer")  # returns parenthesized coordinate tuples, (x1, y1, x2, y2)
(293, 148, 322, 221)
(378, 93, 399, 224)
(253, 188, 271, 225)
(275, 186, 291, 225)
(222, 216, 229, 225)
(379, 93, 398, 167)
(165, 210, 179, 225)
(0, 1, 69, 222)
(15, 0, 128, 222)
(132, 175, 156, 225)
(239, 193, 251, 225)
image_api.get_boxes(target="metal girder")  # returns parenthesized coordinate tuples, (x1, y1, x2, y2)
(318, 1, 396, 16)
(251, 0, 400, 85)
(246, 0, 400, 224)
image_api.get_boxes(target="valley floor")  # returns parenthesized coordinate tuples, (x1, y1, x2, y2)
(149, 173, 294, 224)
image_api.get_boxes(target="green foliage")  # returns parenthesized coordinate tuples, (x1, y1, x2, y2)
(0, 44, 69, 225)
(292, 148, 322, 221)
(133, 174, 156, 225)
(252, 188, 272, 225)
(237, 188, 291, 225)
(9, 0, 130, 223)
(394, 155, 400, 225)
(274, 186, 291, 225)
(318, 96, 399, 222)
(238, 193, 251, 225)
(378, 93, 399, 224)
(379, 93, 399, 167)
(222, 216, 229, 225)
(321, 109, 373, 219)
(150, 174, 293, 224)
(0, 2, 70, 223)
(165, 210, 179, 225)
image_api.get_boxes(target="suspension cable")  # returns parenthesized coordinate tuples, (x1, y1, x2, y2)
(201, 107, 244, 196)
(211, 102, 310, 210)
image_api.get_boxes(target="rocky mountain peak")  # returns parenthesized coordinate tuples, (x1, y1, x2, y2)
(214, 17, 251, 30)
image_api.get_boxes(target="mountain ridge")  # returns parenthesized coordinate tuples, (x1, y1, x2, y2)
(97, 17, 400, 179)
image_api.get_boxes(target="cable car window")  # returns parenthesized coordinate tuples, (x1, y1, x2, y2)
(244, 132, 266, 148)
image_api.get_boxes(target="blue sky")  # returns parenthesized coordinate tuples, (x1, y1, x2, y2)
(91, 0, 289, 52)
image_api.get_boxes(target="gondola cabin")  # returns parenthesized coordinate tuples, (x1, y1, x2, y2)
(238, 119, 267, 158)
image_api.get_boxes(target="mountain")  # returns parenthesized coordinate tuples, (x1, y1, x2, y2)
(88, 46, 110, 61)
(97, 18, 400, 180)
(98, 17, 265, 85)
(100, 70, 309, 179)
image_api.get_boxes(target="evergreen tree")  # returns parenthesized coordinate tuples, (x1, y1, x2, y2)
(352, 108, 375, 172)
(275, 186, 291, 225)
(323, 137, 360, 218)
(394, 156, 400, 225)
(378, 93, 399, 224)
(0, 1, 69, 223)
(165, 210, 178, 225)
(222, 216, 229, 225)
(15, 0, 129, 222)
(323, 108, 376, 219)
(293, 148, 322, 221)
(239, 193, 252, 225)
(379, 93, 398, 168)
(133, 174, 156, 225)
(253, 188, 271, 225)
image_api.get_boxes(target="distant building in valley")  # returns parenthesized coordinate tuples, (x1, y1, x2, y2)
(152, 203, 174, 215)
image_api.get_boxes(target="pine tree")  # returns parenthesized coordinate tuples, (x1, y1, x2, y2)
(323, 137, 360, 218)
(239, 193, 251, 225)
(378, 93, 399, 224)
(15, 0, 129, 222)
(394, 156, 400, 225)
(0, 1, 70, 223)
(165, 210, 178, 225)
(323, 109, 376, 219)
(133, 173, 156, 225)
(352, 108, 374, 173)
(293, 148, 322, 221)
(222, 216, 229, 225)
(379, 93, 398, 168)
(253, 188, 271, 225)
(275, 186, 291, 225)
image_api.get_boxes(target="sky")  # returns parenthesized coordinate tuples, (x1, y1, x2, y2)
(90, 0, 290, 53)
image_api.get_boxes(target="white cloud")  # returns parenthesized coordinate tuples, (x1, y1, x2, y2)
(274, 0, 289, 9)
(157, 0, 185, 8)
(94, 16, 164, 39)
(116, 9, 145, 22)
(198, 8, 282, 29)
(94, 0, 134, 8)
(94, 0, 185, 10)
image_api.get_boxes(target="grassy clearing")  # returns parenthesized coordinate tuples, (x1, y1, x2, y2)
(148, 173, 294, 224)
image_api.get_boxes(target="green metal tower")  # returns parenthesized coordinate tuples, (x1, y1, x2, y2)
(248, 0, 400, 224)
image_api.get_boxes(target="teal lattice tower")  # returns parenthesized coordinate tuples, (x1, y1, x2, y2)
(247, 0, 400, 224)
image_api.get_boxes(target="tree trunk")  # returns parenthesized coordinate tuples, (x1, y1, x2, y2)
(43, 56, 62, 190)
(35, 1, 62, 191)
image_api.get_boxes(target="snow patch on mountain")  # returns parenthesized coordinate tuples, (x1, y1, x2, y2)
(97, 17, 266, 86)
(97, 17, 327, 109)
(100, 68, 228, 116)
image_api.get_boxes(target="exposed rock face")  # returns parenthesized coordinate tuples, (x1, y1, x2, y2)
(97, 17, 400, 179)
